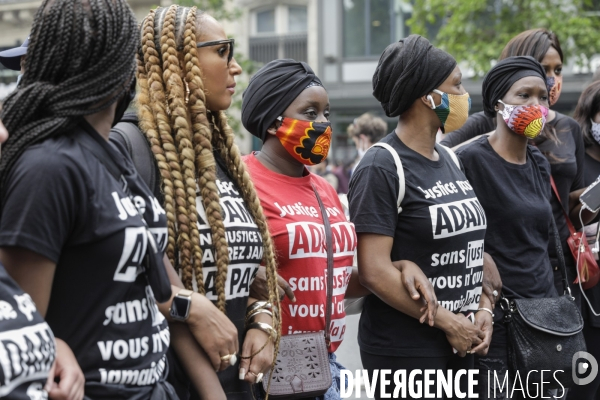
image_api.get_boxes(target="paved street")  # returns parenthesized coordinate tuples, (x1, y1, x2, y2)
(336, 314, 368, 398)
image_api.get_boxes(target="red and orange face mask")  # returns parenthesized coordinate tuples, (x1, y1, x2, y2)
(275, 117, 332, 165)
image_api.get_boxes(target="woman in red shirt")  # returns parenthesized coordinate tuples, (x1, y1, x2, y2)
(241, 59, 437, 399)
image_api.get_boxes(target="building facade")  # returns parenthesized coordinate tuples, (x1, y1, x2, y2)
(239, 0, 598, 162)
(1, 0, 597, 159)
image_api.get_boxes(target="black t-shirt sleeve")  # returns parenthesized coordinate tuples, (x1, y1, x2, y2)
(440, 111, 495, 147)
(0, 148, 84, 262)
(348, 149, 399, 237)
(571, 120, 586, 192)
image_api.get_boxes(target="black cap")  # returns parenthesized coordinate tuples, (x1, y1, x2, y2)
(0, 36, 29, 71)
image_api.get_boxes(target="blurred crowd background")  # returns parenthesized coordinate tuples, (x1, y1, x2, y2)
(1, 0, 599, 169)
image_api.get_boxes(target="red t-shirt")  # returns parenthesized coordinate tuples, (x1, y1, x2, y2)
(244, 154, 355, 352)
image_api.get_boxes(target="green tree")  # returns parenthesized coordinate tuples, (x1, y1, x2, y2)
(408, 0, 600, 77)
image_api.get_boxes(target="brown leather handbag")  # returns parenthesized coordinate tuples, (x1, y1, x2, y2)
(262, 183, 333, 399)
(551, 177, 600, 290)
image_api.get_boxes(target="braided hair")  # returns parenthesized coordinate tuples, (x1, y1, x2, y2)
(0, 0, 138, 193)
(137, 4, 281, 379)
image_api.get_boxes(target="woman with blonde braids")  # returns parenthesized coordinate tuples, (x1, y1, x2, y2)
(111, 5, 281, 399)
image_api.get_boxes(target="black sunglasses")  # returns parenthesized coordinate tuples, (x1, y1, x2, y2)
(196, 39, 235, 66)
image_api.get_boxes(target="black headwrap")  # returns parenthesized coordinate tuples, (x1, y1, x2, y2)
(372, 35, 457, 117)
(242, 59, 322, 141)
(482, 56, 548, 118)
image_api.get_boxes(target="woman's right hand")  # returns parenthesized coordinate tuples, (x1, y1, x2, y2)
(444, 313, 484, 357)
(392, 260, 438, 325)
(187, 293, 239, 372)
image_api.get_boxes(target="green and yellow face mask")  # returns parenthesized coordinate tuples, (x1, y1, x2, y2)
(430, 89, 471, 133)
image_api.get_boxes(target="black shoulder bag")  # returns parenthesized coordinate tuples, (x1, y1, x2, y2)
(502, 216, 586, 390)
(76, 123, 172, 303)
(262, 183, 333, 398)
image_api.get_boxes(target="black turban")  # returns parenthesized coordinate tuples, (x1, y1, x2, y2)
(372, 35, 457, 117)
(482, 56, 547, 118)
(242, 59, 322, 141)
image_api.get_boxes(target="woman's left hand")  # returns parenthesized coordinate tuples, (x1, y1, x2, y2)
(471, 310, 493, 356)
(238, 328, 274, 384)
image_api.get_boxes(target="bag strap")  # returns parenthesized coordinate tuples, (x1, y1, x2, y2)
(77, 122, 127, 191)
(439, 144, 461, 170)
(111, 118, 159, 196)
(367, 142, 461, 214)
(550, 176, 578, 237)
(551, 213, 572, 296)
(311, 182, 334, 346)
(370, 143, 404, 213)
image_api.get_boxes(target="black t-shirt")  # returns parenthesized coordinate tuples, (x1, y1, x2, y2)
(348, 132, 486, 357)
(196, 152, 262, 399)
(0, 120, 171, 399)
(582, 152, 600, 327)
(111, 125, 262, 400)
(584, 152, 600, 195)
(443, 112, 585, 271)
(0, 263, 55, 400)
(456, 136, 557, 300)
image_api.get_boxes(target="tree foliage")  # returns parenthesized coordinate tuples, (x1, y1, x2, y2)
(408, 0, 600, 77)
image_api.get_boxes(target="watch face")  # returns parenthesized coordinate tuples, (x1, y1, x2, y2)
(172, 296, 190, 318)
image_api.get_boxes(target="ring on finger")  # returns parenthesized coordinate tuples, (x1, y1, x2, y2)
(220, 353, 238, 366)
(249, 370, 264, 383)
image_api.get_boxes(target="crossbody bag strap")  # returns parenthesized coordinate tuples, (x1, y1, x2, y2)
(550, 176, 578, 236)
(77, 124, 127, 189)
(551, 213, 572, 297)
(311, 182, 334, 346)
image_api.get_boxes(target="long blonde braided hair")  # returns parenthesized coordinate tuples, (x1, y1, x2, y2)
(137, 4, 281, 382)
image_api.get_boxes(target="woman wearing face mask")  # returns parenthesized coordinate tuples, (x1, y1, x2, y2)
(441, 29, 590, 304)
(455, 56, 558, 399)
(347, 35, 495, 399)
(241, 59, 438, 400)
(570, 81, 600, 400)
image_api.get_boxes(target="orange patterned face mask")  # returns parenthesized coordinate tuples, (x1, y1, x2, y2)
(275, 117, 332, 165)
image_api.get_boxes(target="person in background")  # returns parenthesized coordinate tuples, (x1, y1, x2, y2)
(570, 80, 600, 400)
(241, 59, 438, 400)
(310, 159, 339, 191)
(348, 112, 388, 175)
(442, 28, 591, 308)
(593, 66, 600, 83)
(0, 36, 28, 85)
(348, 35, 494, 399)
